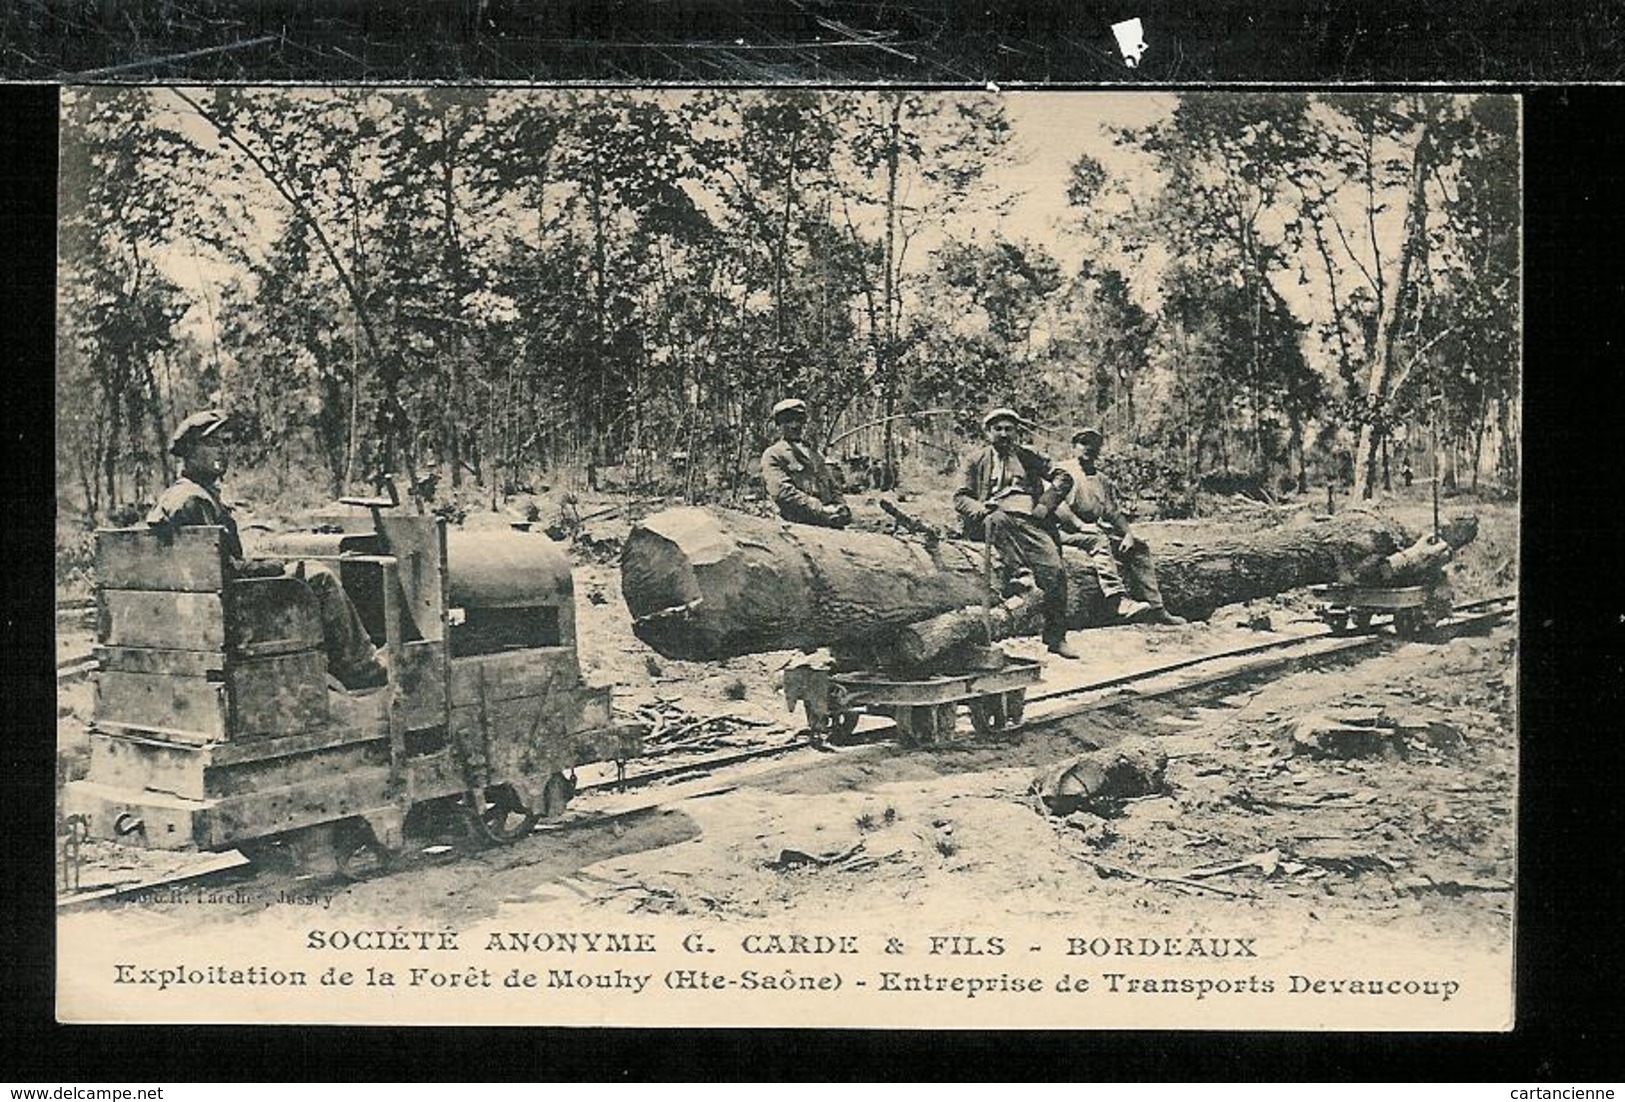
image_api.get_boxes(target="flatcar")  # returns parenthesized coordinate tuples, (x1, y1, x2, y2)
(63, 502, 641, 877)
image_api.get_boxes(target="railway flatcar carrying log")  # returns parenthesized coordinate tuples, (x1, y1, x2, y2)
(621, 506, 1476, 662)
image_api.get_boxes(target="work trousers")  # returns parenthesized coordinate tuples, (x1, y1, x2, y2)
(302, 563, 385, 686)
(1059, 531, 1165, 609)
(986, 511, 1069, 647)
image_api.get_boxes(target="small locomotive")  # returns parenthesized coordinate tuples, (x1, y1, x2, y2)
(64, 502, 641, 876)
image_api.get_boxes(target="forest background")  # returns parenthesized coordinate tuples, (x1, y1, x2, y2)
(55, 88, 1520, 541)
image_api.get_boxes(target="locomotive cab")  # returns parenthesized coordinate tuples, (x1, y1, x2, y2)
(64, 512, 639, 875)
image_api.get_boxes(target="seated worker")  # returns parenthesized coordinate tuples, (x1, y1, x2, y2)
(148, 410, 389, 689)
(953, 407, 1078, 659)
(761, 398, 852, 529)
(1054, 426, 1185, 626)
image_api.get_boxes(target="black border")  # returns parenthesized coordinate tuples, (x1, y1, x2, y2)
(7, 83, 1623, 1082)
(6, 1, 1625, 83)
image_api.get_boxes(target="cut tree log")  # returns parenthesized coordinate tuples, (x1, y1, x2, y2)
(622, 506, 991, 661)
(621, 505, 1471, 662)
(1352, 516, 1477, 585)
(892, 588, 1044, 667)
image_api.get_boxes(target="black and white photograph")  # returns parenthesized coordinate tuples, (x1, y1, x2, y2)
(53, 86, 1520, 1029)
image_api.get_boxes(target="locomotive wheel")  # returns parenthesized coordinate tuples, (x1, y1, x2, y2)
(240, 827, 341, 877)
(464, 784, 541, 845)
(332, 818, 394, 881)
(537, 771, 576, 819)
(237, 835, 297, 875)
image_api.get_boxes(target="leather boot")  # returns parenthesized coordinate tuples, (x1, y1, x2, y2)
(1046, 638, 1081, 659)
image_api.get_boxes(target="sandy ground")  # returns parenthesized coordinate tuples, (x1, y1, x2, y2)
(54, 495, 1518, 1027)
(480, 616, 1517, 945)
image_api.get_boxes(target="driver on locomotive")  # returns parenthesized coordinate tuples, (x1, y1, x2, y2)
(148, 409, 390, 690)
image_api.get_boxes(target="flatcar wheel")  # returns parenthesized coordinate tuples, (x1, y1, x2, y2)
(464, 784, 540, 845)
(831, 711, 860, 741)
(1003, 689, 1026, 729)
(968, 695, 1006, 736)
(903, 705, 938, 746)
(1352, 610, 1374, 633)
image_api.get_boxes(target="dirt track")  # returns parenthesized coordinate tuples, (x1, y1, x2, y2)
(61, 615, 1516, 970)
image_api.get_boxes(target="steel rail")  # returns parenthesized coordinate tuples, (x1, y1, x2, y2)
(1024, 591, 1516, 708)
(57, 594, 1514, 910)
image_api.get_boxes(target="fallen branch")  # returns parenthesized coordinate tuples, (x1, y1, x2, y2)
(1182, 849, 1282, 880)
(1075, 856, 1255, 899)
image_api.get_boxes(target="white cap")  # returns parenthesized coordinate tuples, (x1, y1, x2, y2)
(771, 398, 809, 422)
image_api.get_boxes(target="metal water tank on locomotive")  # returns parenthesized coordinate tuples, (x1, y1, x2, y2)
(63, 495, 640, 875)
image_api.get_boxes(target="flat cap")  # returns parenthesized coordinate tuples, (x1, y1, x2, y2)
(169, 409, 231, 457)
(771, 398, 809, 422)
(981, 407, 1022, 429)
(1072, 426, 1104, 444)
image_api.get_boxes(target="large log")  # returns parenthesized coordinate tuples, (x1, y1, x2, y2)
(621, 506, 989, 661)
(1351, 516, 1478, 585)
(621, 505, 1466, 662)
(892, 588, 1044, 667)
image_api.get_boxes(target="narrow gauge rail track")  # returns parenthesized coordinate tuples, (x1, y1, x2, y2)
(58, 593, 1514, 911)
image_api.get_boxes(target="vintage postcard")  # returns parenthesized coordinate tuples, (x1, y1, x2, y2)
(55, 87, 1520, 1029)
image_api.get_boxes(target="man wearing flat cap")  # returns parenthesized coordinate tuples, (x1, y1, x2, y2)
(150, 410, 389, 690)
(953, 408, 1078, 659)
(1055, 426, 1185, 626)
(761, 398, 851, 529)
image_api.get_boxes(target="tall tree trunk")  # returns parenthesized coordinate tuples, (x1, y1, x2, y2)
(1289, 412, 1307, 494)
(878, 95, 903, 491)
(772, 126, 799, 350)
(1471, 405, 1487, 493)
(103, 385, 122, 509)
(1354, 115, 1435, 499)
(1496, 394, 1518, 486)
(144, 368, 172, 488)
(593, 160, 614, 473)
(439, 116, 467, 492)
(1249, 275, 1265, 475)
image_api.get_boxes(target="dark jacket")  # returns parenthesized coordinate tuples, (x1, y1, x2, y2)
(762, 438, 848, 527)
(952, 444, 1073, 541)
(147, 476, 243, 560)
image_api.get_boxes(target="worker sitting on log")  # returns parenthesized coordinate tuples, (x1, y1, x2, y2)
(148, 409, 389, 690)
(953, 408, 1079, 660)
(761, 398, 852, 529)
(1054, 426, 1186, 626)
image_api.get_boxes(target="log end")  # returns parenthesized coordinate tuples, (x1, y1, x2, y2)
(620, 512, 717, 660)
(621, 506, 806, 661)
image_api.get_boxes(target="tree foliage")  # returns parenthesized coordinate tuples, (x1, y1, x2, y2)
(56, 89, 1519, 520)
